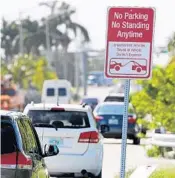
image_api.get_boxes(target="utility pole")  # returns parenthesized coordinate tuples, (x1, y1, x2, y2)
(45, 17, 52, 65)
(19, 12, 23, 55)
(74, 52, 79, 94)
(45, 18, 51, 54)
(39, 2, 51, 62)
(82, 51, 88, 96)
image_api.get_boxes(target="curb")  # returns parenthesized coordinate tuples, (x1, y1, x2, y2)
(129, 165, 157, 178)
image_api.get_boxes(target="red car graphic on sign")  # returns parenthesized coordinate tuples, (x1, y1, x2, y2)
(110, 60, 147, 73)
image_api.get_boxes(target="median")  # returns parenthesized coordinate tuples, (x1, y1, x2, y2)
(115, 165, 175, 178)
(149, 166, 175, 178)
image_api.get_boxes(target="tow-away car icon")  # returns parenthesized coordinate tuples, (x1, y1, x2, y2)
(110, 60, 147, 72)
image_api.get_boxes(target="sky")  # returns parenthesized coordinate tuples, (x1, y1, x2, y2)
(0, 0, 175, 50)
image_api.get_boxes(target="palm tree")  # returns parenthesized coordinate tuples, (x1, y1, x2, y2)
(1, 1, 90, 61)
(39, 1, 90, 80)
(39, 0, 58, 15)
(39, 1, 90, 51)
(1, 19, 19, 60)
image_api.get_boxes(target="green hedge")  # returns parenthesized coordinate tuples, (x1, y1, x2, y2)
(150, 167, 175, 178)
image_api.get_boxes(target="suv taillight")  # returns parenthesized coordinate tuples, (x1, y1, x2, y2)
(17, 153, 33, 170)
(78, 131, 99, 143)
(128, 117, 136, 124)
(94, 116, 103, 121)
(1, 152, 32, 170)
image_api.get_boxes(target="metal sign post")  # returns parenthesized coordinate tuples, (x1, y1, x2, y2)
(120, 79, 130, 178)
(104, 7, 155, 178)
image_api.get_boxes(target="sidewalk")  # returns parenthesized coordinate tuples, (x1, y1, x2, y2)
(130, 163, 175, 178)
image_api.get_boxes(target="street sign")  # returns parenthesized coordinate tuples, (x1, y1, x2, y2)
(105, 7, 155, 79)
(104, 7, 156, 178)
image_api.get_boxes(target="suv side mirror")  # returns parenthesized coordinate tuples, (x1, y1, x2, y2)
(43, 144, 59, 157)
(100, 125, 109, 134)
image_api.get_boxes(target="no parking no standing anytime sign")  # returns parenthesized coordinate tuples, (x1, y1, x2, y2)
(105, 7, 155, 79)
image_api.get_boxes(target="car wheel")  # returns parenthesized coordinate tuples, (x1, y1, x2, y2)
(95, 171, 102, 178)
(136, 67, 142, 72)
(133, 137, 140, 145)
(115, 65, 120, 71)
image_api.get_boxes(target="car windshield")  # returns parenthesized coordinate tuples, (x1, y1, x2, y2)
(96, 104, 124, 115)
(28, 110, 90, 129)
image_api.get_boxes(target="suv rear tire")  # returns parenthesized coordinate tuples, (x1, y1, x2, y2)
(133, 137, 140, 145)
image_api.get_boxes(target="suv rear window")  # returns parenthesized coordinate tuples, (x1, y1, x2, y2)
(104, 96, 124, 102)
(58, 88, 67, 96)
(28, 110, 90, 129)
(47, 88, 55, 96)
(96, 104, 124, 115)
(1, 121, 17, 155)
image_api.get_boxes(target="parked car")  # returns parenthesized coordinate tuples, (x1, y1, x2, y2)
(87, 71, 113, 86)
(1, 110, 59, 178)
(104, 93, 125, 102)
(41, 79, 72, 104)
(23, 103, 103, 177)
(93, 102, 140, 145)
(80, 97, 99, 111)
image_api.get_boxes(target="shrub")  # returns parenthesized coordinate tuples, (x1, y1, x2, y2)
(146, 145, 161, 157)
(149, 167, 175, 178)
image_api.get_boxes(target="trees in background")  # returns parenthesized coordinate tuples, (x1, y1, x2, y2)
(131, 34, 175, 133)
(1, 1, 90, 59)
(131, 62, 175, 132)
(1, 55, 57, 91)
(168, 32, 175, 54)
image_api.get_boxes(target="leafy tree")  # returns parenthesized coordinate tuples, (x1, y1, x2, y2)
(40, 1, 90, 51)
(32, 56, 58, 90)
(1, 19, 19, 59)
(1, 55, 57, 91)
(131, 61, 175, 132)
(13, 17, 45, 55)
(1, 1, 90, 59)
(168, 32, 175, 54)
(131, 33, 175, 133)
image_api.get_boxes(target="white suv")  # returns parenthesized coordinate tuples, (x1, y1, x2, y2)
(23, 103, 103, 177)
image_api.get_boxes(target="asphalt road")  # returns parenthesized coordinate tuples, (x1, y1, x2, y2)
(102, 139, 175, 178)
(52, 86, 175, 177)
(51, 138, 175, 178)
(80, 85, 114, 102)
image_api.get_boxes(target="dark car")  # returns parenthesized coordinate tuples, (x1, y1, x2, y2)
(104, 93, 125, 102)
(1, 110, 59, 178)
(81, 97, 99, 111)
(93, 102, 140, 145)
